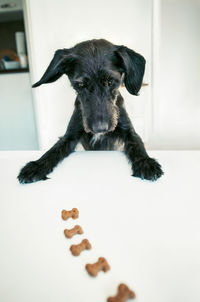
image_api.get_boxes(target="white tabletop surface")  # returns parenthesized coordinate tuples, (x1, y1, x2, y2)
(0, 150, 200, 302)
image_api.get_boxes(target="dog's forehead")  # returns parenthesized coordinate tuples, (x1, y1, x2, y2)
(73, 68, 120, 83)
(77, 62, 119, 78)
(72, 39, 117, 75)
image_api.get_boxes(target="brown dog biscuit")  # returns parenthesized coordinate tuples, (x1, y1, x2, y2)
(107, 284, 136, 302)
(70, 239, 92, 256)
(61, 208, 79, 220)
(85, 257, 110, 277)
(64, 225, 83, 238)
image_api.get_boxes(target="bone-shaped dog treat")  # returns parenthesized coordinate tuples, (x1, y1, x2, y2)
(85, 257, 110, 277)
(64, 225, 83, 238)
(70, 239, 91, 256)
(107, 284, 136, 302)
(61, 208, 79, 220)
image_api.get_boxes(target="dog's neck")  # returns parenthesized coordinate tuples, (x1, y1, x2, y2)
(90, 133, 104, 147)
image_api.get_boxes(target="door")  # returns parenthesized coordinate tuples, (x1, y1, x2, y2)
(24, 0, 152, 149)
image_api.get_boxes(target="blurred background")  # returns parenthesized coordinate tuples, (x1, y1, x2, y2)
(0, 0, 199, 151)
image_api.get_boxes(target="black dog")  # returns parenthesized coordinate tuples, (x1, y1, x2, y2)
(18, 39, 163, 183)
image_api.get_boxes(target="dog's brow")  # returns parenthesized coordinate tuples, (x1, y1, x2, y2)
(73, 77, 85, 82)
(102, 70, 121, 80)
(72, 77, 88, 85)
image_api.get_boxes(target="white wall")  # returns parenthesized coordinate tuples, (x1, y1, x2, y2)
(0, 72, 38, 150)
(24, 0, 152, 150)
(151, 0, 200, 149)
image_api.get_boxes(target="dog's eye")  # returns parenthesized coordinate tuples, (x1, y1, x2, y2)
(74, 81, 87, 90)
(103, 79, 113, 87)
(77, 82, 85, 88)
(108, 80, 113, 86)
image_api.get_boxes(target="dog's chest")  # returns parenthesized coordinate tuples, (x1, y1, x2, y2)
(88, 133, 124, 150)
(90, 133, 104, 147)
(81, 131, 124, 150)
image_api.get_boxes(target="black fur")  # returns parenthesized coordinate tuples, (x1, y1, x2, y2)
(18, 39, 163, 184)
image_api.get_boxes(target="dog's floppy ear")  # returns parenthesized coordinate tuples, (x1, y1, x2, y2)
(32, 49, 76, 88)
(114, 46, 146, 95)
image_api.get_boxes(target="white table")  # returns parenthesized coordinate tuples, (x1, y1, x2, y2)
(0, 151, 200, 302)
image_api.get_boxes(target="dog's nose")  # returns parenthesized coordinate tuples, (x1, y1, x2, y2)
(92, 122, 109, 133)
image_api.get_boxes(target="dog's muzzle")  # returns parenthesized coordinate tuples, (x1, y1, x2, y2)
(91, 122, 109, 134)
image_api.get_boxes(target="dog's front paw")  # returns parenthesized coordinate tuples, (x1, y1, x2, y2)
(132, 157, 164, 181)
(18, 161, 50, 184)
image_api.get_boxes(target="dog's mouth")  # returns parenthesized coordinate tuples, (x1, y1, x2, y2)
(81, 105, 119, 135)
(90, 130, 108, 135)
(82, 123, 117, 135)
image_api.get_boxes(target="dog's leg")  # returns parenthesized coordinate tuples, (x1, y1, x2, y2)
(118, 108, 163, 181)
(124, 130, 163, 181)
(18, 108, 83, 184)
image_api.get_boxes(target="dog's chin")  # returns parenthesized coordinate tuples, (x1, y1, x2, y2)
(86, 129, 107, 135)
(86, 125, 118, 135)
(91, 131, 106, 136)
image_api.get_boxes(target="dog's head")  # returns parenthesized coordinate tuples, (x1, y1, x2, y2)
(33, 39, 146, 134)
